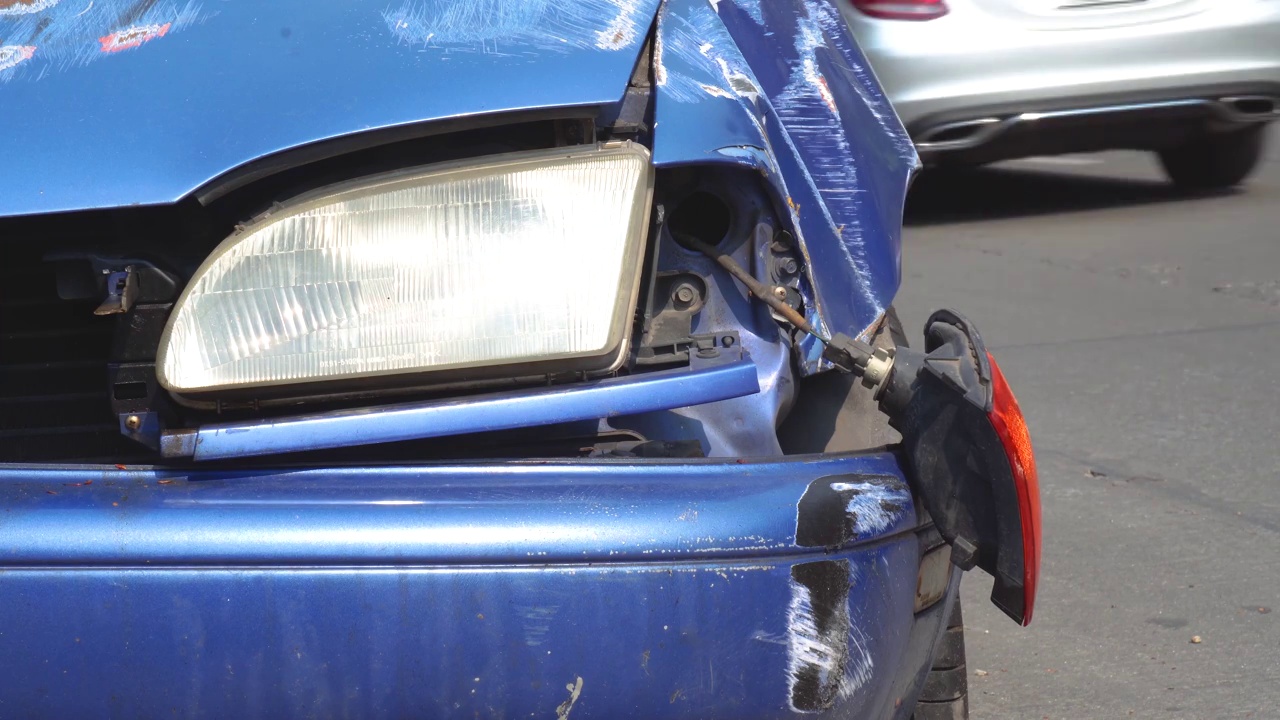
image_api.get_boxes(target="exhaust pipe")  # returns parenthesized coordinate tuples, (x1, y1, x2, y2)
(1215, 96, 1280, 122)
(915, 117, 1007, 152)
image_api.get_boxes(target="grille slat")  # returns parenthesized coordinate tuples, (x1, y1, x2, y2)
(0, 244, 146, 462)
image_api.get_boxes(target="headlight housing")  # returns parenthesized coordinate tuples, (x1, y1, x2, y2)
(158, 143, 653, 396)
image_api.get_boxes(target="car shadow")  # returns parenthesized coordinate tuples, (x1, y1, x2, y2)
(903, 165, 1235, 227)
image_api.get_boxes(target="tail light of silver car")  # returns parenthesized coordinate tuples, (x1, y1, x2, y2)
(850, 0, 950, 20)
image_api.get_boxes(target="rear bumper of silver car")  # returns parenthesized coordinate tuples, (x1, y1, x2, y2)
(845, 1, 1280, 153)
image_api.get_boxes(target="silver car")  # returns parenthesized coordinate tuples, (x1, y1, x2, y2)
(843, 0, 1280, 188)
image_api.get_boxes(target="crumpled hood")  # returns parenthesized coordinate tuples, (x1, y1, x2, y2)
(0, 0, 657, 217)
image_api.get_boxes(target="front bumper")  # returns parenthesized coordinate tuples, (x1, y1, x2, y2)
(0, 453, 952, 718)
(845, 1, 1280, 131)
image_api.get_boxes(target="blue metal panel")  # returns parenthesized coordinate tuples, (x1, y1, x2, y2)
(0, 0, 659, 216)
(651, 0, 919, 359)
(172, 355, 759, 461)
(0, 455, 925, 717)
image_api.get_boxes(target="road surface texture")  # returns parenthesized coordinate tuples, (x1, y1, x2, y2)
(895, 128, 1280, 720)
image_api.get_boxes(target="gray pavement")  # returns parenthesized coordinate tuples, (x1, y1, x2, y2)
(895, 129, 1280, 719)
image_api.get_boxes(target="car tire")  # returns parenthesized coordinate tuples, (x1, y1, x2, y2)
(912, 598, 969, 720)
(1158, 125, 1266, 190)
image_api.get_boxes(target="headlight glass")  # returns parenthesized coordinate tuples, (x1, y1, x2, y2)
(158, 144, 653, 394)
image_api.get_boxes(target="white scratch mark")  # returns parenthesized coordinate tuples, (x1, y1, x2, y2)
(654, 2, 760, 105)
(555, 676, 584, 720)
(829, 480, 909, 537)
(786, 582, 849, 708)
(0, 0, 60, 15)
(595, 0, 641, 50)
(701, 83, 733, 99)
(0, 45, 36, 73)
(382, 0, 646, 55)
(1, 0, 206, 82)
(515, 605, 559, 647)
(785, 565, 872, 711)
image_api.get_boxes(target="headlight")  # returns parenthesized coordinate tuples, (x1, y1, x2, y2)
(158, 143, 653, 394)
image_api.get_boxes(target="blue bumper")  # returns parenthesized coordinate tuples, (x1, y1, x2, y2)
(0, 453, 952, 718)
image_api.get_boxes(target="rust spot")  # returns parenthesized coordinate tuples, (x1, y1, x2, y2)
(114, 464, 127, 470)
(44, 490, 58, 495)
(65, 480, 92, 487)
(157, 479, 175, 485)
(0, 0, 40, 9)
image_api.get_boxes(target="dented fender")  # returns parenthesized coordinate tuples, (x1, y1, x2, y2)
(652, 0, 919, 372)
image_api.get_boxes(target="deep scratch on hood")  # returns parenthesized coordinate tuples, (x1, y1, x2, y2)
(0, 0, 204, 82)
(383, 0, 650, 55)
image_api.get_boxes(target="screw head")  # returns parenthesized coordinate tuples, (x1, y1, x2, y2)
(772, 286, 789, 301)
(124, 415, 142, 431)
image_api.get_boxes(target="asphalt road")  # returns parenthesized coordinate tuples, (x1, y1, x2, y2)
(894, 129, 1280, 720)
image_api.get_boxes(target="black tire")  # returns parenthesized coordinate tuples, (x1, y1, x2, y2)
(1158, 125, 1266, 190)
(912, 598, 969, 720)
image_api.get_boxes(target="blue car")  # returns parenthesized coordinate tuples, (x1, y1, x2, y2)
(0, 0, 1040, 717)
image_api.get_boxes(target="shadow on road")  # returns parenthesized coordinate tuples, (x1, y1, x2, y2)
(903, 165, 1231, 227)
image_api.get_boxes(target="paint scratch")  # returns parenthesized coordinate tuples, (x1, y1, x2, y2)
(595, 0, 641, 50)
(653, 0, 760, 104)
(0, 0, 205, 82)
(99, 22, 170, 53)
(0, 45, 35, 72)
(382, 0, 648, 55)
(829, 480, 909, 537)
(555, 676, 584, 720)
(786, 560, 870, 711)
(0, 0, 60, 16)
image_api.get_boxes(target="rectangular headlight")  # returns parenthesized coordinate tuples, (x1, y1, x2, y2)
(158, 143, 653, 394)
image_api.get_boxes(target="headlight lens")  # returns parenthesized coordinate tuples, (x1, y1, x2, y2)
(158, 144, 653, 394)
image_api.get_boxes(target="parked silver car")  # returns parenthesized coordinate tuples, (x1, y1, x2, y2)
(843, 0, 1280, 188)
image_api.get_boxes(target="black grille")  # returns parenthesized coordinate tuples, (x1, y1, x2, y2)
(0, 244, 147, 463)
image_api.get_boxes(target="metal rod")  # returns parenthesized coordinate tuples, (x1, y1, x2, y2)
(677, 233, 830, 343)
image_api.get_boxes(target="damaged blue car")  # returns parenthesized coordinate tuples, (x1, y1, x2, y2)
(0, 0, 1041, 717)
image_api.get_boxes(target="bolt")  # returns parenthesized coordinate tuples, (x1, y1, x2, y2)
(779, 258, 799, 275)
(124, 415, 142, 431)
(696, 347, 720, 359)
(721, 335, 736, 348)
(772, 285, 789, 301)
(672, 282, 699, 306)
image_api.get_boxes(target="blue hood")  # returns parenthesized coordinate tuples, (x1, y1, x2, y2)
(0, 0, 657, 217)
